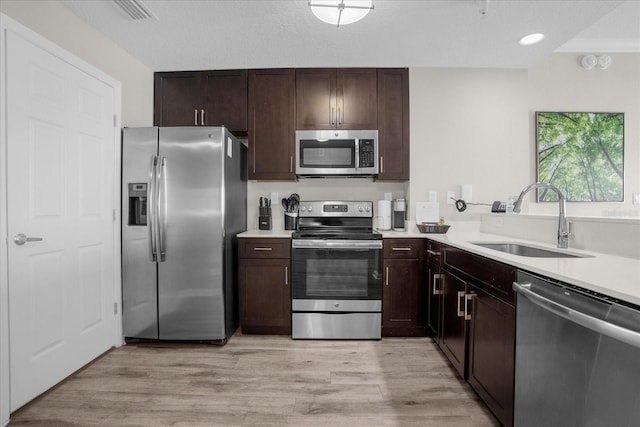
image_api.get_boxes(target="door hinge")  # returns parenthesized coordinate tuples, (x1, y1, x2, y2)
(114, 302, 118, 315)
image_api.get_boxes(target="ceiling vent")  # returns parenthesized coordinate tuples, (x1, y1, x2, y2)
(112, 0, 156, 20)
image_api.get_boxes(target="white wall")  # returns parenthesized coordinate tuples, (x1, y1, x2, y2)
(0, 0, 153, 127)
(407, 68, 530, 223)
(406, 54, 640, 223)
(527, 53, 640, 217)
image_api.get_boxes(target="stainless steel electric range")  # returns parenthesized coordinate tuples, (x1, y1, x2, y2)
(291, 201, 383, 339)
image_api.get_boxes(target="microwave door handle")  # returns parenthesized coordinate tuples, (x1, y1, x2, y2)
(354, 139, 359, 170)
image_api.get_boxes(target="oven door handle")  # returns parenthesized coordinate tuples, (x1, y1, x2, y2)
(292, 240, 383, 250)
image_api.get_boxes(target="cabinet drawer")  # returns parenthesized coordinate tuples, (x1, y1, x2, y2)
(425, 240, 442, 265)
(384, 239, 421, 259)
(239, 238, 291, 259)
(444, 247, 515, 304)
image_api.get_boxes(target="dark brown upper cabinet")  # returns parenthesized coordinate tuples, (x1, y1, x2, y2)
(248, 69, 296, 181)
(376, 68, 410, 181)
(295, 68, 377, 130)
(154, 70, 248, 134)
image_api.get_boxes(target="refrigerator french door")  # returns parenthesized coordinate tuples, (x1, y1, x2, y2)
(122, 127, 247, 342)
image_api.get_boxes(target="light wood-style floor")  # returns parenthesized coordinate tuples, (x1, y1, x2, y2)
(10, 333, 499, 426)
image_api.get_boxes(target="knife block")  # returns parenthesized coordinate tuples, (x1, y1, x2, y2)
(258, 207, 272, 230)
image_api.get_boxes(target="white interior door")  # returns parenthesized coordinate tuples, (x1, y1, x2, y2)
(5, 28, 118, 411)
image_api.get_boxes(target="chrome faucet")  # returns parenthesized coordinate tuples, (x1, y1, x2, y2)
(512, 182, 570, 249)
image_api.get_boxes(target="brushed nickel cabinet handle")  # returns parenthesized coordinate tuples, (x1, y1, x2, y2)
(433, 274, 442, 295)
(457, 291, 466, 317)
(290, 156, 293, 173)
(285, 266, 288, 285)
(201, 109, 205, 126)
(380, 156, 384, 174)
(253, 247, 273, 251)
(392, 247, 412, 251)
(385, 267, 390, 286)
(464, 293, 475, 320)
(331, 107, 335, 125)
(427, 250, 441, 256)
(194, 109, 198, 125)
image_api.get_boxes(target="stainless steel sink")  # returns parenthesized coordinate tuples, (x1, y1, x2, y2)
(470, 242, 590, 258)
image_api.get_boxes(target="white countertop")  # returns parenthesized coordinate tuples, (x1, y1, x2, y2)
(238, 228, 640, 306)
(238, 229, 294, 238)
(417, 230, 640, 307)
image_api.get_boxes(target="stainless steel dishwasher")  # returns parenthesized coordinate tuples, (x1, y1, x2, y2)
(513, 271, 640, 427)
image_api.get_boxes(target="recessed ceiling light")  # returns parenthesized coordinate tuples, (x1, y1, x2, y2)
(518, 33, 545, 46)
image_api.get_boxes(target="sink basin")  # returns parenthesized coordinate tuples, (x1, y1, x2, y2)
(470, 242, 590, 258)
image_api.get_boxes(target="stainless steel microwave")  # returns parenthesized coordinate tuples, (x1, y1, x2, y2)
(295, 130, 378, 177)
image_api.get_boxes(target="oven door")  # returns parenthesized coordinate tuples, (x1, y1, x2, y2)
(291, 239, 383, 301)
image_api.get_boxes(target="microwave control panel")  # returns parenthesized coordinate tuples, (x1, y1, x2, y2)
(359, 139, 375, 168)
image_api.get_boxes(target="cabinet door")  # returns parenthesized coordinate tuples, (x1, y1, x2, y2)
(239, 258, 291, 334)
(202, 70, 248, 133)
(467, 284, 515, 427)
(248, 69, 296, 180)
(382, 258, 423, 335)
(440, 269, 467, 378)
(154, 71, 201, 126)
(295, 68, 336, 130)
(376, 68, 409, 181)
(337, 68, 377, 129)
(426, 263, 441, 339)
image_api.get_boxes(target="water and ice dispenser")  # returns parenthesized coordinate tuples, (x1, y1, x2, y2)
(127, 183, 147, 226)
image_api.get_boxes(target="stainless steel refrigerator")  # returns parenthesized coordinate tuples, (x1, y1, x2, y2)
(121, 126, 247, 342)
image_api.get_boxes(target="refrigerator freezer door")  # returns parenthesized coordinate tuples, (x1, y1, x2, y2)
(122, 127, 159, 339)
(157, 127, 226, 340)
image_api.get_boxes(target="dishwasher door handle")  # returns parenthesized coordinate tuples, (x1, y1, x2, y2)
(513, 281, 640, 349)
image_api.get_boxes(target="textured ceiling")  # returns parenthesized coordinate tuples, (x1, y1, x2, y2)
(62, 0, 640, 72)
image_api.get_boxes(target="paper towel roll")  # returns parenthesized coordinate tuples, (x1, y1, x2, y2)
(377, 200, 391, 230)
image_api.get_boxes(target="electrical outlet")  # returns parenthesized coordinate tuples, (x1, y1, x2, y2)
(633, 192, 640, 205)
(447, 191, 456, 205)
(270, 192, 279, 207)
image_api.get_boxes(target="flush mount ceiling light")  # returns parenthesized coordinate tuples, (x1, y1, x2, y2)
(309, 0, 374, 27)
(518, 33, 545, 46)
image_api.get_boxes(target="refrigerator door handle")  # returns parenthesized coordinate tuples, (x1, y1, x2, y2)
(148, 155, 158, 261)
(158, 156, 167, 262)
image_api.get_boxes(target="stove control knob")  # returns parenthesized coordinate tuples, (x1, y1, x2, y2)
(365, 206, 371, 212)
(308, 206, 313, 212)
(358, 206, 363, 212)
(301, 206, 306, 212)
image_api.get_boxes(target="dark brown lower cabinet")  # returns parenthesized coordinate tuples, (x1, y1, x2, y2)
(426, 239, 516, 427)
(382, 239, 426, 337)
(426, 262, 441, 339)
(238, 238, 291, 334)
(439, 268, 467, 378)
(467, 283, 515, 427)
(382, 258, 423, 336)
